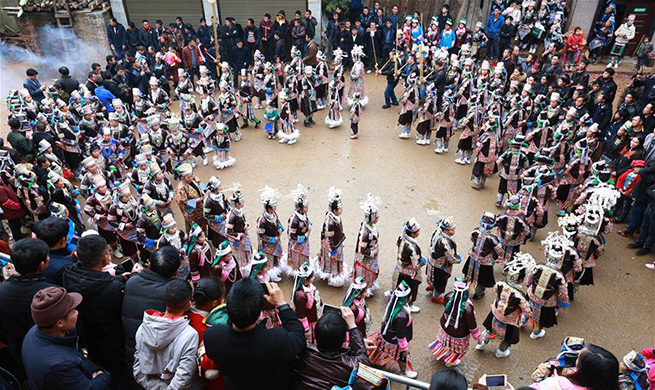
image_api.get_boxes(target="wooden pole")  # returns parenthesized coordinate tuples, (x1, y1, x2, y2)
(212, 0, 219, 58)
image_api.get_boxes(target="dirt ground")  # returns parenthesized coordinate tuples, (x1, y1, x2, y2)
(2, 68, 655, 386)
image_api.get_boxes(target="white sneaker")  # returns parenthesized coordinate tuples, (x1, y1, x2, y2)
(398, 133, 410, 139)
(443, 147, 449, 153)
(465, 157, 472, 164)
(646, 263, 655, 271)
(455, 158, 465, 165)
(287, 138, 297, 145)
(475, 339, 489, 350)
(203, 147, 213, 154)
(409, 305, 420, 313)
(235, 132, 242, 142)
(435, 146, 443, 154)
(384, 289, 392, 298)
(530, 329, 546, 339)
(203, 156, 208, 166)
(113, 247, 124, 259)
(279, 137, 288, 144)
(404, 370, 418, 379)
(416, 138, 423, 145)
(495, 348, 511, 358)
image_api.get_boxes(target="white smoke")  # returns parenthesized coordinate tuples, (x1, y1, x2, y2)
(0, 24, 108, 97)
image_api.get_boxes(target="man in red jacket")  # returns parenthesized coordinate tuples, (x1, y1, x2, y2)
(182, 39, 205, 83)
(0, 173, 27, 241)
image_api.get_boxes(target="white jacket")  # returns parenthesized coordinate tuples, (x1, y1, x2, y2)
(614, 23, 636, 45)
(134, 311, 200, 390)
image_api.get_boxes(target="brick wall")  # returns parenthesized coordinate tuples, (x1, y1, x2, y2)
(15, 12, 56, 55)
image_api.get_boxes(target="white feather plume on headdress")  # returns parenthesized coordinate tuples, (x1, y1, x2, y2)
(506, 252, 536, 282)
(558, 212, 583, 230)
(351, 44, 365, 58)
(287, 184, 308, 207)
(359, 193, 381, 216)
(259, 185, 281, 207)
(542, 231, 574, 252)
(587, 186, 620, 211)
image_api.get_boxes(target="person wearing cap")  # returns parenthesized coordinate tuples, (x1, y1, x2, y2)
(23, 68, 46, 103)
(428, 278, 483, 367)
(134, 279, 199, 390)
(174, 163, 207, 232)
(370, 281, 417, 378)
(0, 239, 52, 380)
(22, 286, 111, 389)
(293, 305, 375, 389)
(609, 14, 636, 68)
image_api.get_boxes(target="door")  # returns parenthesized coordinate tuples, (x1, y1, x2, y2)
(614, 1, 655, 55)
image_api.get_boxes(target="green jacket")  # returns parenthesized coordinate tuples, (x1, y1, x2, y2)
(7, 130, 34, 161)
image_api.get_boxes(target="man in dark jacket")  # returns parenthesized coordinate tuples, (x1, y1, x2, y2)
(571, 59, 590, 89)
(7, 117, 34, 162)
(591, 92, 613, 135)
(294, 309, 373, 389)
(243, 18, 259, 56)
(600, 67, 618, 104)
(138, 20, 156, 49)
(377, 50, 399, 108)
(303, 34, 319, 67)
(197, 17, 214, 47)
(23, 68, 45, 103)
(122, 246, 180, 367)
(204, 278, 306, 390)
(22, 286, 111, 390)
(0, 239, 53, 380)
(499, 16, 516, 55)
(231, 40, 251, 85)
(623, 160, 655, 238)
(33, 217, 72, 286)
(126, 22, 140, 55)
(56, 66, 80, 95)
(304, 10, 318, 39)
(63, 234, 127, 385)
(107, 17, 127, 59)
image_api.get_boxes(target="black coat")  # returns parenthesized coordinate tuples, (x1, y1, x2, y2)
(62, 263, 126, 375)
(126, 28, 140, 50)
(121, 269, 168, 365)
(591, 103, 612, 134)
(205, 303, 306, 390)
(107, 23, 127, 50)
(601, 77, 618, 103)
(632, 166, 655, 204)
(56, 75, 80, 95)
(0, 274, 53, 378)
(138, 28, 156, 49)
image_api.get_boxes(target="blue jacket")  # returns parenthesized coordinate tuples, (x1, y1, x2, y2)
(485, 14, 504, 37)
(94, 86, 116, 112)
(23, 78, 46, 102)
(22, 326, 111, 390)
(43, 248, 73, 286)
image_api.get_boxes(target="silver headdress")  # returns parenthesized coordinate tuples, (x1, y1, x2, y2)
(359, 193, 381, 223)
(230, 182, 244, 205)
(288, 184, 309, 210)
(259, 185, 281, 209)
(542, 231, 575, 268)
(351, 44, 365, 59)
(558, 212, 582, 239)
(505, 252, 536, 284)
(328, 186, 343, 211)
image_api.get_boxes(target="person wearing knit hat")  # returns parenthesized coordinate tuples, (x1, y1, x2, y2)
(22, 287, 111, 389)
(428, 277, 483, 367)
(174, 162, 207, 232)
(277, 87, 300, 145)
(426, 216, 460, 303)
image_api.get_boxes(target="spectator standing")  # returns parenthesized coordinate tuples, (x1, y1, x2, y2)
(244, 18, 260, 57)
(349, 0, 363, 24)
(485, 8, 504, 60)
(325, 12, 340, 61)
(294, 308, 375, 389)
(259, 14, 275, 60)
(56, 66, 79, 95)
(198, 17, 214, 48)
(133, 279, 200, 390)
(23, 68, 46, 103)
(0, 239, 52, 380)
(609, 14, 636, 68)
(499, 16, 516, 56)
(33, 217, 72, 286)
(305, 10, 318, 39)
(126, 22, 140, 55)
(107, 17, 127, 59)
(204, 278, 306, 390)
(292, 19, 307, 56)
(436, 5, 453, 31)
(22, 286, 111, 390)
(182, 39, 205, 82)
(154, 20, 166, 50)
(62, 234, 129, 386)
(231, 40, 252, 86)
(85, 71, 101, 95)
(600, 67, 618, 104)
(304, 34, 319, 67)
(122, 246, 181, 367)
(0, 173, 27, 241)
(138, 20, 156, 49)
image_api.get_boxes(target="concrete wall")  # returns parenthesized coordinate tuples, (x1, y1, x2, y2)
(72, 9, 111, 52)
(568, 0, 601, 38)
(108, 0, 128, 26)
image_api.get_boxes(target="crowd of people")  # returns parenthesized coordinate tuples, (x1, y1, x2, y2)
(2, 0, 655, 389)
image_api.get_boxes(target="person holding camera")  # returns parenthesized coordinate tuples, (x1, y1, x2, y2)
(293, 306, 376, 389)
(204, 277, 306, 390)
